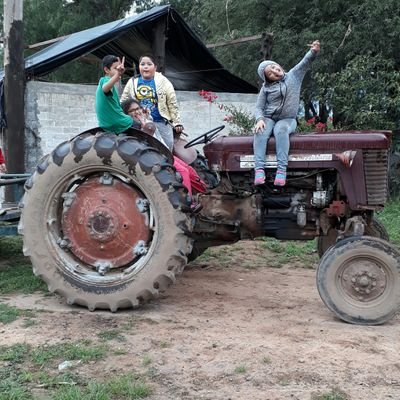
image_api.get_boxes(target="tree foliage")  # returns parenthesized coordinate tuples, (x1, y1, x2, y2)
(1, 0, 399, 130)
(160, 0, 400, 130)
(23, 0, 134, 42)
(1, 0, 134, 83)
(317, 55, 400, 130)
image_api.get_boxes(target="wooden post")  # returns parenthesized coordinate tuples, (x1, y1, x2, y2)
(152, 18, 167, 73)
(3, 0, 25, 202)
(260, 32, 273, 60)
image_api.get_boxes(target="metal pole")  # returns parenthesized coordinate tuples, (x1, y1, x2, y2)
(3, 0, 25, 202)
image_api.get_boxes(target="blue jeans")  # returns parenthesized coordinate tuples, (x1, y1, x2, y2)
(253, 118, 297, 171)
(155, 121, 174, 151)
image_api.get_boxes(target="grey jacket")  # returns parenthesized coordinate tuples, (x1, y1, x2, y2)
(254, 49, 318, 121)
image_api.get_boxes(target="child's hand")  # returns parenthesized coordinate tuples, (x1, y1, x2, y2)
(254, 119, 265, 133)
(308, 40, 320, 53)
(174, 124, 184, 133)
(116, 56, 126, 76)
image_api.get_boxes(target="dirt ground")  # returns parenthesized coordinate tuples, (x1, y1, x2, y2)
(1, 241, 400, 400)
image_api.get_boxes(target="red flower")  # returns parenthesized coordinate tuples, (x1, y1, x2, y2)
(198, 90, 218, 103)
(315, 122, 327, 132)
(306, 117, 316, 125)
(223, 115, 233, 122)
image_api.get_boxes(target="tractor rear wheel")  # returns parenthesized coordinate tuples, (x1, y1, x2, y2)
(20, 131, 193, 311)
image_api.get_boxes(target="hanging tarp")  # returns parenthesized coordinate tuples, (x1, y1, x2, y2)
(0, 5, 256, 93)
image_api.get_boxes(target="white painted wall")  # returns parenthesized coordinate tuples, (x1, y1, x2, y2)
(24, 80, 257, 171)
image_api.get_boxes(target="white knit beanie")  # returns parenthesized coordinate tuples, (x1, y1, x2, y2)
(257, 60, 280, 81)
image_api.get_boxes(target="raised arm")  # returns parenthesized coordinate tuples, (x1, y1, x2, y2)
(102, 57, 125, 93)
(290, 40, 320, 80)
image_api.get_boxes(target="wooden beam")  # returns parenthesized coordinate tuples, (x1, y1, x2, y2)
(27, 35, 69, 50)
(206, 34, 262, 49)
(0, 34, 68, 51)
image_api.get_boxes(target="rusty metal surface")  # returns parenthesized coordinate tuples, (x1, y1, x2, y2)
(363, 150, 389, 206)
(62, 178, 150, 268)
(205, 131, 391, 153)
(326, 200, 348, 218)
(204, 131, 391, 173)
(195, 193, 262, 239)
(339, 258, 387, 303)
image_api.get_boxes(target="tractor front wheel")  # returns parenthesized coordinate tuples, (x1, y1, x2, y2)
(317, 236, 400, 325)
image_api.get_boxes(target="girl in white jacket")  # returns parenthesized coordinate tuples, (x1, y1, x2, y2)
(121, 54, 184, 150)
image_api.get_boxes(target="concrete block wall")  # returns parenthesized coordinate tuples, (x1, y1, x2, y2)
(25, 81, 99, 171)
(25, 80, 257, 171)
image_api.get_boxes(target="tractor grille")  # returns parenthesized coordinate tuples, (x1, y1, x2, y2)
(363, 149, 389, 206)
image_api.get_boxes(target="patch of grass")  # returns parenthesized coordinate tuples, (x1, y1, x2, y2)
(20, 370, 78, 388)
(234, 365, 247, 374)
(192, 251, 214, 263)
(0, 237, 46, 295)
(52, 374, 151, 400)
(0, 365, 35, 400)
(376, 201, 400, 246)
(22, 318, 37, 328)
(97, 329, 126, 342)
(257, 237, 318, 268)
(31, 340, 108, 367)
(259, 238, 285, 253)
(194, 238, 319, 270)
(0, 343, 30, 363)
(0, 375, 33, 400)
(195, 245, 237, 267)
(312, 389, 348, 400)
(0, 343, 150, 400)
(121, 316, 137, 331)
(1, 341, 107, 368)
(0, 236, 25, 258)
(0, 263, 46, 294)
(142, 355, 152, 366)
(0, 303, 35, 324)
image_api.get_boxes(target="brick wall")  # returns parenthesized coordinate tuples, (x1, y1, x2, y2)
(24, 81, 257, 171)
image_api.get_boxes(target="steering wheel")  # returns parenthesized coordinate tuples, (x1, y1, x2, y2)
(184, 125, 225, 148)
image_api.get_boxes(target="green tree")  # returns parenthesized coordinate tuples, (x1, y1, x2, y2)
(317, 55, 400, 130)
(166, 0, 400, 130)
(24, 0, 135, 83)
(23, 0, 65, 47)
(1, 0, 136, 82)
(2, 0, 400, 129)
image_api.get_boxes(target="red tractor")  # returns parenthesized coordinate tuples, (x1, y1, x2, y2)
(20, 126, 400, 325)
